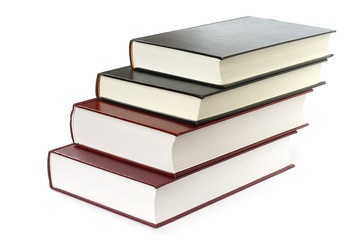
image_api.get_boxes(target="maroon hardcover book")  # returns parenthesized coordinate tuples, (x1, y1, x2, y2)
(71, 90, 310, 177)
(49, 132, 296, 228)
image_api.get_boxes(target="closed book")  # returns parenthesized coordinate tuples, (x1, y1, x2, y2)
(130, 16, 334, 86)
(97, 60, 325, 124)
(73, 90, 309, 177)
(48, 132, 295, 228)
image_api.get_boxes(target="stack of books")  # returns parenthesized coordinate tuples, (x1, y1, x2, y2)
(48, 17, 334, 228)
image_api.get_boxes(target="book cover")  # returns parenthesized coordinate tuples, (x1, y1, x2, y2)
(49, 132, 296, 228)
(96, 60, 325, 124)
(131, 16, 334, 60)
(72, 91, 309, 177)
(86, 90, 311, 136)
(130, 16, 334, 86)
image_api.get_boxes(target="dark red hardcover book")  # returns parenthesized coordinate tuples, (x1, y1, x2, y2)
(49, 132, 296, 228)
(71, 90, 310, 177)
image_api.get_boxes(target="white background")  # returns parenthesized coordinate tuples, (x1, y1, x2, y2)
(1, 0, 359, 239)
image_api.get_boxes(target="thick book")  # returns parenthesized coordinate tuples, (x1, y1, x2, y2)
(130, 16, 334, 86)
(97, 60, 325, 124)
(48, 132, 295, 228)
(73, 90, 309, 177)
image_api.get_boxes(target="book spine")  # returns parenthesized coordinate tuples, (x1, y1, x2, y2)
(95, 73, 101, 98)
(70, 105, 76, 144)
(129, 39, 135, 68)
(47, 151, 54, 189)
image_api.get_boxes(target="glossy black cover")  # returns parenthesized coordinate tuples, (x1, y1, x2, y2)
(99, 59, 327, 98)
(132, 16, 335, 59)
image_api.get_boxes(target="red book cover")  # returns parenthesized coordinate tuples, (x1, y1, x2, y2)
(75, 90, 312, 136)
(71, 90, 309, 177)
(49, 132, 296, 228)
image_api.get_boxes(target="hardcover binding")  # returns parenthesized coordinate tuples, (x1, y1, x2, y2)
(106, 58, 330, 93)
(49, 162, 295, 228)
(96, 87, 322, 126)
(81, 90, 313, 136)
(71, 125, 306, 178)
(52, 131, 297, 187)
(48, 131, 297, 227)
(131, 16, 335, 60)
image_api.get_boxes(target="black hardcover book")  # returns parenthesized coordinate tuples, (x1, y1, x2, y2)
(130, 16, 334, 86)
(97, 60, 326, 124)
